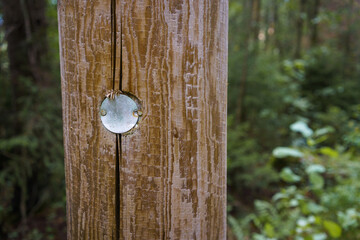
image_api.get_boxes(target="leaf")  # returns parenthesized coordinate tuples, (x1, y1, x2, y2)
(289, 199, 299, 207)
(297, 218, 308, 227)
(290, 121, 313, 138)
(309, 173, 324, 189)
(337, 208, 359, 229)
(273, 147, 303, 158)
(293, 98, 311, 111)
(319, 147, 339, 158)
(0, 135, 35, 151)
(312, 233, 327, 240)
(314, 126, 335, 137)
(306, 164, 326, 174)
(272, 192, 287, 201)
(323, 220, 342, 238)
(264, 223, 275, 238)
(307, 202, 325, 214)
(253, 234, 268, 240)
(280, 168, 301, 183)
(228, 215, 244, 240)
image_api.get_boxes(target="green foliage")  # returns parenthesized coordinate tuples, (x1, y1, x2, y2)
(229, 124, 360, 239)
(0, 0, 65, 238)
(227, 117, 279, 212)
(279, 167, 301, 183)
(228, 215, 245, 240)
(273, 147, 303, 159)
(0, 76, 64, 236)
(228, 3, 360, 239)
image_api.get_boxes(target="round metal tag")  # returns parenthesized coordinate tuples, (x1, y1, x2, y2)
(100, 93, 141, 134)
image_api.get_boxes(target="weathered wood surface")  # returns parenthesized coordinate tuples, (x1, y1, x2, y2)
(58, 0, 121, 238)
(58, 0, 228, 239)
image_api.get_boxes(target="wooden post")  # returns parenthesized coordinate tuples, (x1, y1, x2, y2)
(58, 0, 228, 239)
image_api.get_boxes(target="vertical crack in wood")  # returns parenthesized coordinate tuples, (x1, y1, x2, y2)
(117, 2, 123, 239)
(115, 134, 121, 240)
(111, 0, 121, 239)
(119, 3, 123, 91)
(111, 0, 116, 90)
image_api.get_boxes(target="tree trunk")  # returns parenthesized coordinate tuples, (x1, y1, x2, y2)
(2, 0, 31, 116)
(343, 0, 354, 57)
(58, 0, 228, 239)
(1, 0, 48, 235)
(309, 0, 320, 46)
(252, 0, 262, 51)
(2, 0, 48, 88)
(295, 0, 306, 58)
(235, 0, 253, 123)
(264, 1, 271, 50)
(342, 0, 355, 76)
(2, 0, 49, 127)
(273, 0, 281, 54)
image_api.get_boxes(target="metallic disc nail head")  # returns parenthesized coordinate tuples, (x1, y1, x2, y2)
(100, 93, 141, 134)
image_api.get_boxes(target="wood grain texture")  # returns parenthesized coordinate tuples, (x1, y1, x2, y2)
(58, 0, 122, 238)
(121, 0, 228, 239)
(59, 0, 228, 239)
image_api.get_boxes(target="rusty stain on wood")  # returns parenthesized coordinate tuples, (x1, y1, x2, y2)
(58, 0, 228, 239)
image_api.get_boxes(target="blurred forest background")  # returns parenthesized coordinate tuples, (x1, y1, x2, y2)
(0, 0, 359, 239)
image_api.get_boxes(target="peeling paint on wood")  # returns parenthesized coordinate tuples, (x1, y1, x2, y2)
(58, 0, 227, 239)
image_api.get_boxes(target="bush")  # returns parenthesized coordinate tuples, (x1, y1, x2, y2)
(229, 123, 360, 240)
